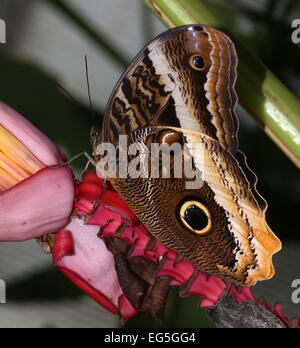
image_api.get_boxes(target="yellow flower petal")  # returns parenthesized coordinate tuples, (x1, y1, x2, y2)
(0, 167, 19, 191)
(0, 150, 30, 182)
(0, 125, 45, 180)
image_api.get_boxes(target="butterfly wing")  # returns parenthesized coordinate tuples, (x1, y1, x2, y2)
(101, 25, 281, 286)
(103, 25, 239, 153)
(108, 125, 281, 286)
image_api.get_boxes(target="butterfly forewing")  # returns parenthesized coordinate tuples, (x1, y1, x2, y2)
(103, 25, 238, 153)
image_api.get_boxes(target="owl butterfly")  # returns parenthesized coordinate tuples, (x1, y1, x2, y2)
(99, 25, 281, 290)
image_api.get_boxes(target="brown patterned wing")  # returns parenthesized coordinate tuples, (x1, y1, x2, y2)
(109, 126, 281, 287)
(100, 25, 281, 287)
(103, 25, 239, 153)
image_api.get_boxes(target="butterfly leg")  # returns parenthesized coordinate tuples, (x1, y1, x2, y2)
(84, 176, 107, 222)
(81, 157, 94, 176)
(49, 152, 97, 169)
(216, 281, 234, 301)
(49, 149, 106, 221)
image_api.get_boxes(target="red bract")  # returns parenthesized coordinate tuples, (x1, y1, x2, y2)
(54, 170, 299, 327)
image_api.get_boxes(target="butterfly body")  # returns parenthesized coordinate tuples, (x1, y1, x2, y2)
(100, 25, 281, 287)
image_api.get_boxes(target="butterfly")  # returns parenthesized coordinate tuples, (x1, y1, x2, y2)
(97, 24, 281, 288)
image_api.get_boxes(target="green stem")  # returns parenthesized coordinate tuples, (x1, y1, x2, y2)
(143, 0, 300, 167)
(45, 0, 129, 67)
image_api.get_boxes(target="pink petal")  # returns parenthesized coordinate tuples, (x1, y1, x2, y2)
(81, 170, 114, 191)
(0, 167, 74, 241)
(0, 102, 63, 166)
(272, 303, 289, 326)
(118, 294, 137, 322)
(53, 230, 74, 263)
(182, 273, 227, 308)
(77, 175, 138, 225)
(53, 218, 123, 314)
(229, 286, 256, 303)
(75, 198, 135, 228)
(158, 257, 195, 286)
(83, 203, 124, 229)
(77, 181, 103, 201)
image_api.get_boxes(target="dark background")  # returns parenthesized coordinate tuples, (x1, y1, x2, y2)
(0, 0, 299, 328)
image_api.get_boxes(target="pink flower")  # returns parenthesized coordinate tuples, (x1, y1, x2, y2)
(53, 171, 137, 321)
(54, 170, 299, 327)
(0, 102, 75, 241)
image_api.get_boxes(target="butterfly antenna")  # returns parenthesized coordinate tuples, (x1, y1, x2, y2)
(85, 55, 100, 131)
(55, 82, 82, 109)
